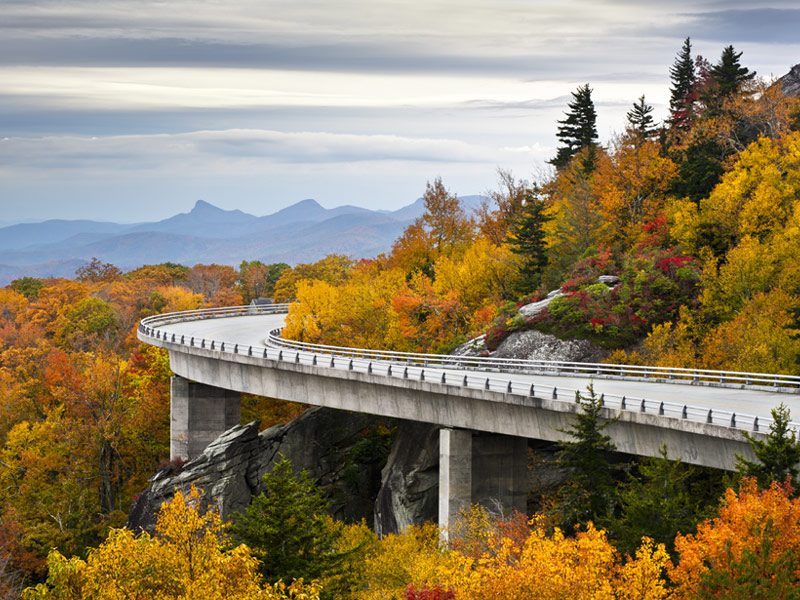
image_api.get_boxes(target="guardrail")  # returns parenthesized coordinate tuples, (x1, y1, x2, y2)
(138, 304, 800, 436)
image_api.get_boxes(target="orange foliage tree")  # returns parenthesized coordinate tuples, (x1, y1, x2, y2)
(669, 479, 800, 598)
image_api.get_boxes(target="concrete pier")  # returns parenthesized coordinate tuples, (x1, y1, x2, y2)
(170, 375, 240, 460)
(439, 428, 528, 536)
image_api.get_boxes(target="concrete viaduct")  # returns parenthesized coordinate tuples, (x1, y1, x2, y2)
(138, 305, 800, 530)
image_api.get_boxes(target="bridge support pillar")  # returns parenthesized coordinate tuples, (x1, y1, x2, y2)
(438, 429, 528, 538)
(170, 375, 240, 461)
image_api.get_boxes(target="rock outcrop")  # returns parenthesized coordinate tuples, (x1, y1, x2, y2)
(780, 64, 800, 97)
(493, 329, 605, 363)
(373, 421, 440, 536)
(127, 407, 392, 534)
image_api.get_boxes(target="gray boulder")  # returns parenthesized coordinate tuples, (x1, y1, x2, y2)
(493, 329, 605, 363)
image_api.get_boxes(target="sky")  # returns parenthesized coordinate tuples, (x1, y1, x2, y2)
(1, 0, 799, 224)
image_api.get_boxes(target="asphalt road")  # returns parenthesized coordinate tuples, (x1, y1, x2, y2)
(158, 314, 800, 425)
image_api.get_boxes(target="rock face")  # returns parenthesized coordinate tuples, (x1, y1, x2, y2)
(493, 329, 605, 363)
(373, 421, 440, 536)
(781, 64, 800, 97)
(127, 407, 392, 534)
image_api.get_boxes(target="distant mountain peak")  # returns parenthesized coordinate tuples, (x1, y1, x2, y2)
(293, 199, 323, 209)
(191, 199, 222, 212)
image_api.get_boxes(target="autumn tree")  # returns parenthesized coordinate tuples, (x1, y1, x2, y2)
(476, 169, 529, 245)
(737, 403, 800, 490)
(550, 83, 599, 171)
(421, 178, 474, 260)
(75, 258, 123, 284)
(238, 260, 290, 303)
(23, 486, 320, 600)
(9, 277, 44, 300)
(669, 479, 800, 599)
(183, 263, 241, 306)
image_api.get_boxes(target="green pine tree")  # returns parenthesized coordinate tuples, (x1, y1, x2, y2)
(626, 95, 658, 141)
(555, 384, 620, 531)
(611, 445, 718, 558)
(229, 457, 349, 594)
(710, 45, 756, 98)
(506, 189, 552, 296)
(669, 37, 696, 129)
(736, 403, 800, 490)
(549, 83, 598, 171)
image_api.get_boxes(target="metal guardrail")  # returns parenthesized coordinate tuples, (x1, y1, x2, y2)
(138, 304, 800, 436)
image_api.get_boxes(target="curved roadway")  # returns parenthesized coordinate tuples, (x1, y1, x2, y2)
(156, 313, 800, 427)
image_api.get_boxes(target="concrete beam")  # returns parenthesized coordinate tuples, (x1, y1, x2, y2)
(170, 375, 241, 460)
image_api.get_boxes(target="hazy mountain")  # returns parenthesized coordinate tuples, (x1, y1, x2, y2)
(0, 195, 488, 285)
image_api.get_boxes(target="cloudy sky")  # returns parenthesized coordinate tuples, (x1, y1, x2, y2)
(2, 0, 799, 223)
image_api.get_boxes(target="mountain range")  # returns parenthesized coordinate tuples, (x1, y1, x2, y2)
(0, 196, 486, 285)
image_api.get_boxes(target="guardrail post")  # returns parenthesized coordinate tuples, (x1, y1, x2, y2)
(312, 355, 317, 366)
(682, 405, 688, 419)
(403, 367, 409, 379)
(190, 337, 194, 346)
(330, 356, 335, 368)
(485, 378, 490, 390)
(529, 383, 535, 396)
(296, 353, 301, 364)
(201, 339, 205, 348)
(210, 340, 215, 350)
(180, 335, 184, 344)
(248, 346, 252, 356)
(348, 359, 354, 371)
(640, 399, 646, 413)
(659, 402, 664, 416)
(463, 375, 468, 387)
(730, 413, 737, 427)
(753, 417, 759, 432)
(599, 393, 604, 406)
(172, 334, 176, 342)
(420, 369, 425, 381)
(368, 362, 373, 374)
(387, 365, 392, 376)
(233, 344, 238, 354)
(278, 350, 283, 361)
(441, 373, 446, 384)
(620, 396, 626, 410)
(263, 348, 268, 358)
(507, 380, 513, 393)
(707, 409, 713, 423)
(220, 342, 225, 351)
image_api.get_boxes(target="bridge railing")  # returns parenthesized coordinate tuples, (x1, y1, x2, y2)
(137, 304, 800, 436)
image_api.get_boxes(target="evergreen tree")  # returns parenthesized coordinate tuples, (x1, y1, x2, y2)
(549, 84, 598, 171)
(506, 189, 552, 295)
(669, 37, 696, 129)
(230, 457, 348, 594)
(710, 45, 756, 98)
(611, 446, 715, 558)
(737, 403, 800, 489)
(626, 95, 658, 141)
(555, 385, 620, 531)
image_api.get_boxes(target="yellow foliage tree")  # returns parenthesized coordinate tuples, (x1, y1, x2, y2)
(23, 486, 322, 600)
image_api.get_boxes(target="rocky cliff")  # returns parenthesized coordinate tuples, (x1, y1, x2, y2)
(780, 64, 800, 97)
(128, 407, 393, 533)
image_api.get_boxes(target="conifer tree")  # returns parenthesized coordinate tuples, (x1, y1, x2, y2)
(555, 385, 620, 531)
(710, 45, 756, 98)
(230, 457, 348, 593)
(506, 189, 552, 295)
(737, 403, 800, 489)
(669, 37, 696, 129)
(549, 84, 598, 171)
(626, 95, 658, 141)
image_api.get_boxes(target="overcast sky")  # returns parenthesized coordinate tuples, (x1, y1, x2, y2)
(2, 0, 799, 223)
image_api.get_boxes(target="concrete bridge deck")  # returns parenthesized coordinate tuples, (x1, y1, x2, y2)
(138, 306, 800, 529)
